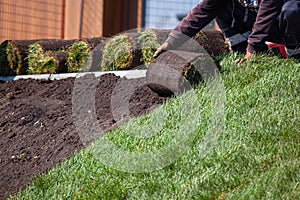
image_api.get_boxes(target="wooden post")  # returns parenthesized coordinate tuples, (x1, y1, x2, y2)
(61, 0, 66, 39)
(137, 0, 143, 28)
(103, 0, 142, 36)
(64, 0, 82, 39)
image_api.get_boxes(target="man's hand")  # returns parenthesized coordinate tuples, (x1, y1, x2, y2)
(234, 51, 254, 64)
(153, 42, 171, 58)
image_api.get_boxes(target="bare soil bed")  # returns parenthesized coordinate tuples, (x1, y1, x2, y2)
(0, 74, 169, 199)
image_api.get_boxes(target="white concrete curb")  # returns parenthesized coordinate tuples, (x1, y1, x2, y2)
(0, 70, 147, 82)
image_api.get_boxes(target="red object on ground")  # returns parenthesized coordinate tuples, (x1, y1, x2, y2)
(265, 42, 287, 58)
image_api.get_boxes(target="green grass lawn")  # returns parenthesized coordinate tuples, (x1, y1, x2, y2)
(11, 54, 299, 200)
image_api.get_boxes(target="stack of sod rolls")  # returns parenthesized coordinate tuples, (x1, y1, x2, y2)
(97, 29, 170, 71)
(0, 29, 229, 76)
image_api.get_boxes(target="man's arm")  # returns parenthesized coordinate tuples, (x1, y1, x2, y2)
(247, 0, 283, 53)
(235, 0, 283, 63)
(166, 0, 226, 48)
(154, 0, 225, 58)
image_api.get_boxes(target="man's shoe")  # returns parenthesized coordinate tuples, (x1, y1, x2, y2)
(286, 47, 300, 61)
(265, 42, 287, 58)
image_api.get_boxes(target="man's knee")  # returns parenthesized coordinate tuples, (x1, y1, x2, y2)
(282, 1, 300, 20)
(279, 1, 300, 47)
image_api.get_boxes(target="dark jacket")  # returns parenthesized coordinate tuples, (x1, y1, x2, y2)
(166, 0, 284, 53)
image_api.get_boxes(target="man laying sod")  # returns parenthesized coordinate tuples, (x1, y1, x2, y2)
(154, 0, 300, 62)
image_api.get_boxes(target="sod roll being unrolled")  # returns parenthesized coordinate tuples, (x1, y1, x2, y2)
(146, 50, 216, 96)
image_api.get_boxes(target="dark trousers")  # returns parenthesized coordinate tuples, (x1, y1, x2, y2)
(215, 0, 300, 53)
(278, 0, 300, 49)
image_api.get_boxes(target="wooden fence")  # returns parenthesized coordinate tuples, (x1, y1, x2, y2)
(0, 0, 142, 43)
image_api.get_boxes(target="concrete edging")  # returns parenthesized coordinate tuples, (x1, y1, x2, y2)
(0, 70, 147, 82)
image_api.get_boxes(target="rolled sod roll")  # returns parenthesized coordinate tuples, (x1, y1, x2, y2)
(138, 29, 168, 65)
(100, 34, 133, 71)
(66, 37, 106, 72)
(146, 50, 216, 96)
(0, 39, 39, 75)
(50, 51, 69, 73)
(122, 32, 143, 69)
(141, 29, 229, 56)
(126, 30, 169, 68)
(27, 51, 68, 74)
(99, 33, 141, 71)
(92, 30, 171, 72)
(78, 37, 107, 49)
(30, 39, 77, 52)
(27, 39, 76, 74)
(149, 29, 171, 44)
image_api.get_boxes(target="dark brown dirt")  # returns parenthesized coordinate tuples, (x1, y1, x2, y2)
(0, 74, 169, 199)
